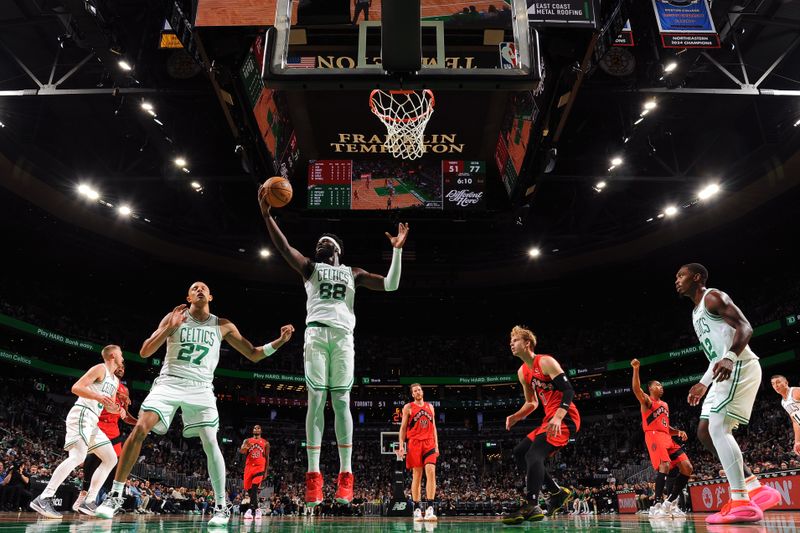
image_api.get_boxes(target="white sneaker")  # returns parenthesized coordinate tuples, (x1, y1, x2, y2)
(255, 508, 262, 520)
(666, 500, 686, 517)
(424, 506, 437, 521)
(95, 494, 124, 519)
(648, 502, 662, 517)
(244, 509, 253, 520)
(652, 502, 671, 518)
(72, 491, 88, 512)
(413, 507, 423, 521)
(209, 503, 231, 527)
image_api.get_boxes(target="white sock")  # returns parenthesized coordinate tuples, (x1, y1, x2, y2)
(745, 475, 761, 491)
(331, 390, 353, 473)
(86, 445, 117, 501)
(306, 386, 326, 472)
(42, 444, 87, 498)
(111, 480, 125, 496)
(198, 427, 227, 507)
(709, 413, 748, 501)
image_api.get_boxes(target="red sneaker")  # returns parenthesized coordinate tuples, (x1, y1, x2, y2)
(335, 472, 354, 504)
(305, 472, 323, 507)
(749, 484, 782, 511)
(706, 500, 763, 524)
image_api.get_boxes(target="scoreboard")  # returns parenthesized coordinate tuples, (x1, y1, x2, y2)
(308, 160, 352, 209)
(307, 159, 485, 210)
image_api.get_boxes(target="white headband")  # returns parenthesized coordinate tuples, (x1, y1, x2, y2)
(318, 236, 341, 255)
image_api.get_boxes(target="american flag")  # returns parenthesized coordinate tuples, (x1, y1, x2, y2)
(286, 56, 316, 69)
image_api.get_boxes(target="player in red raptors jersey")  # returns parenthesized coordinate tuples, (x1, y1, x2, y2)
(73, 363, 136, 512)
(240, 425, 269, 519)
(397, 383, 439, 521)
(631, 359, 692, 517)
(502, 326, 579, 525)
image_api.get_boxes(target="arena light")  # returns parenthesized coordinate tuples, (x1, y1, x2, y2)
(611, 156, 623, 166)
(77, 184, 91, 196)
(118, 205, 132, 216)
(664, 61, 678, 73)
(634, 117, 644, 125)
(140, 101, 153, 111)
(664, 205, 678, 217)
(118, 60, 132, 71)
(528, 247, 541, 258)
(174, 157, 187, 167)
(0, 120, 5, 128)
(260, 249, 271, 258)
(794, 118, 800, 127)
(640, 109, 650, 117)
(698, 183, 720, 200)
(86, 189, 100, 200)
(644, 101, 657, 111)
(595, 181, 607, 191)
(153, 118, 164, 126)
(182, 167, 190, 173)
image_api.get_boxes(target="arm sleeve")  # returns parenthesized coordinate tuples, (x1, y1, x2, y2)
(699, 360, 715, 387)
(383, 248, 402, 291)
(551, 373, 575, 410)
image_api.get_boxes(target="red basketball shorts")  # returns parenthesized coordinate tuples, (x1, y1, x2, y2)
(244, 462, 267, 490)
(644, 430, 688, 469)
(406, 438, 437, 470)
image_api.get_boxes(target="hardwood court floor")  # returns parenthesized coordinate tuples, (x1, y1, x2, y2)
(2, 511, 799, 532)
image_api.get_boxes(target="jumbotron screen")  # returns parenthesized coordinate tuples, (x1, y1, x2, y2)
(307, 159, 485, 210)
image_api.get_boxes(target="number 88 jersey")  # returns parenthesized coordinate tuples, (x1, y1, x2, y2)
(305, 263, 356, 334)
(162, 311, 222, 383)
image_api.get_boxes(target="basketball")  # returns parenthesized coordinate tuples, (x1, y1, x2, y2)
(260, 176, 293, 208)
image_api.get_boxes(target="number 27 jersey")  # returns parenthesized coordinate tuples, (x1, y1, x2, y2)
(162, 311, 222, 384)
(305, 262, 356, 334)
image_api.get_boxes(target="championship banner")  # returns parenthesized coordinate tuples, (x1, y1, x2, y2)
(616, 490, 638, 514)
(613, 19, 634, 47)
(689, 472, 800, 512)
(527, 0, 597, 28)
(651, 0, 720, 49)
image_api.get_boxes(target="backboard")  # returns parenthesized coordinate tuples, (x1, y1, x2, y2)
(262, 0, 542, 90)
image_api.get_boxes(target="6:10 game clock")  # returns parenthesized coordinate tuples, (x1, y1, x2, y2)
(442, 160, 485, 209)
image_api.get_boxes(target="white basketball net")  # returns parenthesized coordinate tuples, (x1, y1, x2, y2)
(369, 89, 435, 160)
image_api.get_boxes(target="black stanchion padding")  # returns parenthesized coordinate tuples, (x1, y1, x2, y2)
(381, 0, 421, 72)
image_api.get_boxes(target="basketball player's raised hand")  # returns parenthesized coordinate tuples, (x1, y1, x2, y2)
(630, 359, 640, 369)
(279, 325, 295, 342)
(385, 222, 410, 249)
(687, 383, 708, 406)
(257, 185, 271, 218)
(168, 304, 188, 329)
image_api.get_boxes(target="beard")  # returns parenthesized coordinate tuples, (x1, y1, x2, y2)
(315, 248, 334, 262)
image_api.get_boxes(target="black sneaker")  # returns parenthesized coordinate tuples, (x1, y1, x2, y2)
(30, 496, 63, 519)
(501, 503, 545, 525)
(545, 487, 573, 516)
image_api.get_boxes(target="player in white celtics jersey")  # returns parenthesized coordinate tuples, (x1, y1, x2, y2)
(96, 281, 294, 525)
(30, 345, 124, 519)
(676, 263, 781, 524)
(260, 201, 408, 507)
(769, 375, 800, 455)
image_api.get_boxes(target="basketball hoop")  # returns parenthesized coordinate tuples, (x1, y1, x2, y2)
(369, 89, 435, 160)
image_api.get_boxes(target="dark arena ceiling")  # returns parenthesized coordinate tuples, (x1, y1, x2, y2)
(1, 0, 799, 288)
